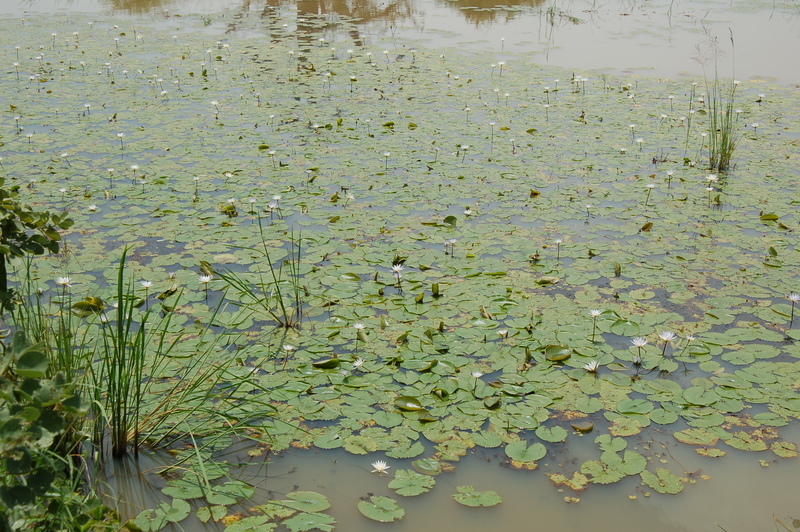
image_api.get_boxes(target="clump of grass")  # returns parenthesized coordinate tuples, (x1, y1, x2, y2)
(696, 31, 741, 173)
(706, 77, 740, 173)
(218, 220, 305, 329)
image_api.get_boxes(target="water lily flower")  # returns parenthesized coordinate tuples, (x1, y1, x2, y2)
(471, 371, 483, 378)
(353, 323, 366, 330)
(658, 331, 676, 342)
(371, 460, 390, 474)
(583, 360, 599, 373)
(631, 337, 647, 348)
(352, 357, 364, 369)
(141, 280, 153, 289)
(789, 295, 800, 326)
(659, 331, 677, 356)
(55, 276, 72, 286)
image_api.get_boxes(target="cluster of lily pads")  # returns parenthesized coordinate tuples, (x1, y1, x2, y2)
(2, 4, 800, 529)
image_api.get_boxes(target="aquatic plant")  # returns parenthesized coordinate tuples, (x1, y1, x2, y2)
(218, 223, 305, 329)
(0, 178, 73, 310)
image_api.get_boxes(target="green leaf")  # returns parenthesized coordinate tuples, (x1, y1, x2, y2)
(394, 396, 424, 411)
(640, 468, 684, 494)
(411, 457, 442, 475)
(616, 398, 653, 415)
(282, 491, 331, 512)
(452, 486, 502, 507)
(505, 440, 546, 462)
(535, 425, 568, 443)
(16, 349, 48, 378)
(357, 496, 404, 522)
(225, 516, 277, 531)
(283, 512, 336, 532)
(388, 469, 436, 496)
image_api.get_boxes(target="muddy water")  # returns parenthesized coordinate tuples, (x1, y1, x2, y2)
(108, 425, 800, 531)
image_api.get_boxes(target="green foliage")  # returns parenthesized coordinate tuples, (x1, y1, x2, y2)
(218, 225, 305, 329)
(452, 486, 503, 507)
(706, 78, 740, 173)
(0, 178, 73, 309)
(0, 331, 114, 531)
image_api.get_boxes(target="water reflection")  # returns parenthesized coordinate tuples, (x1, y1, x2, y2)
(433, 0, 545, 26)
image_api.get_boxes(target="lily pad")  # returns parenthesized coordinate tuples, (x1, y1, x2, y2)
(640, 468, 684, 494)
(505, 440, 547, 462)
(357, 496, 404, 523)
(411, 457, 443, 476)
(452, 486, 502, 507)
(388, 470, 436, 497)
(282, 492, 331, 513)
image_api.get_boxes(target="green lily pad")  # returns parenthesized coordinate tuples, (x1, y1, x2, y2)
(394, 396, 424, 411)
(570, 420, 594, 432)
(543, 345, 571, 361)
(640, 468, 684, 494)
(505, 440, 547, 462)
(452, 486, 502, 507)
(357, 496, 404, 523)
(535, 425, 568, 443)
(411, 457, 442, 476)
(616, 398, 653, 415)
(388, 469, 436, 497)
(282, 492, 331, 513)
(282, 512, 336, 532)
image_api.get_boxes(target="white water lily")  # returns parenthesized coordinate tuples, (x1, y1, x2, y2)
(371, 460, 390, 474)
(631, 337, 647, 348)
(658, 331, 677, 343)
(583, 360, 600, 373)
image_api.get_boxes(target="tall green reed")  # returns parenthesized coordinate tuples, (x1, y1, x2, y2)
(706, 77, 740, 173)
(218, 220, 305, 329)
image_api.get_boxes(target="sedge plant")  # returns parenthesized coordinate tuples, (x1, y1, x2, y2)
(218, 220, 305, 329)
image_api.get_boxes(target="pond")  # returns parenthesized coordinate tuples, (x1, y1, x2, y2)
(1, 0, 799, 530)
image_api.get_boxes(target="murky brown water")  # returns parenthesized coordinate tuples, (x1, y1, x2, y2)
(104, 424, 800, 531)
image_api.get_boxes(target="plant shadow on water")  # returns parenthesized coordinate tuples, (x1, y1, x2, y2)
(1, 0, 800, 530)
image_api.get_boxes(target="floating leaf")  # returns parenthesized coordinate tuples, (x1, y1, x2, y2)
(543, 345, 571, 361)
(616, 398, 653, 415)
(452, 486, 502, 507)
(673, 428, 720, 446)
(282, 492, 331, 513)
(649, 409, 679, 425)
(535, 425, 568, 442)
(505, 441, 546, 462)
(411, 457, 442, 476)
(640, 469, 684, 494)
(357, 496, 404, 523)
(580, 460, 625, 484)
(570, 420, 594, 432)
(771, 441, 797, 458)
(548, 472, 589, 492)
(312, 358, 341, 369)
(388, 469, 436, 496)
(394, 396, 424, 411)
(282, 512, 335, 532)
